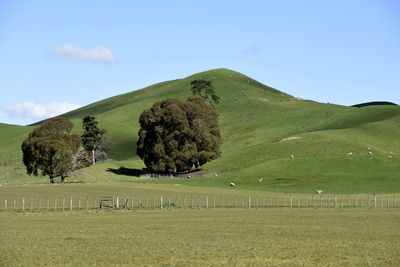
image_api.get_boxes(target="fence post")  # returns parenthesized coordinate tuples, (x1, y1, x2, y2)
(153, 196, 156, 209)
(86, 197, 89, 210)
(46, 198, 49, 211)
(235, 196, 238, 208)
(4, 200, 7, 211)
(393, 195, 395, 208)
(191, 196, 194, 209)
(242, 196, 244, 208)
(355, 195, 358, 208)
(248, 195, 251, 209)
(290, 196, 293, 208)
(334, 195, 337, 208)
(148, 197, 150, 209)
(206, 196, 209, 209)
(30, 198, 33, 211)
(78, 197, 81, 210)
(184, 196, 186, 209)
(198, 196, 200, 209)
(63, 197, 65, 211)
(22, 197, 25, 211)
(297, 195, 300, 208)
(256, 196, 258, 209)
(55, 198, 57, 211)
(70, 197, 72, 211)
(160, 196, 163, 209)
(270, 196, 272, 208)
(14, 199, 16, 211)
(39, 199, 41, 210)
(263, 196, 265, 208)
(283, 196, 286, 208)
(368, 195, 370, 208)
(374, 195, 376, 208)
(361, 195, 364, 208)
(213, 196, 216, 208)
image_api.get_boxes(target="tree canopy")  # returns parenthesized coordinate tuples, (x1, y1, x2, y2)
(190, 79, 220, 105)
(81, 115, 109, 165)
(21, 117, 81, 183)
(137, 96, 221, 173)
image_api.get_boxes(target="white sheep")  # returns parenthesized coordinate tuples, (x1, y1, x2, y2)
(316, 190, 323, 195)
(347, 152, 353, 156)
(230, 182, 236, 187)
(214, 173, 218, 177)
(368, 151, 373, 155)
(258, 178, 263, 182)
(289, 155, 294, 159)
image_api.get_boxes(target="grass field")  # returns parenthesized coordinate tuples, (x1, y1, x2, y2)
(1, 209, 399, 266)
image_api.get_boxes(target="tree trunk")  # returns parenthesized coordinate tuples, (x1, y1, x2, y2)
(60, 176, 65, 183)
(92, 149, 95, 165)
(49, 176, 54, 183)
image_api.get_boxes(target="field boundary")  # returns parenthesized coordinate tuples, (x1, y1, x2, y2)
(1, 193, 399, 212)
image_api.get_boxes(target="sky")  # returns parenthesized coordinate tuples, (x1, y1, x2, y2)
(0, 0, 399, 126)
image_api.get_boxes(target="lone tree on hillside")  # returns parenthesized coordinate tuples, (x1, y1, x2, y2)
(21, 117, 81, 183)
(137, 96, 221, 173)
(81, 115, 110, 165)
(190, 79, 220, 105)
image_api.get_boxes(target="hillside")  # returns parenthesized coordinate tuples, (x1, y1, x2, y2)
(1, 68, 400, 193)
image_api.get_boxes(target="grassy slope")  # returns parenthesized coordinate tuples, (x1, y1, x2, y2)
(0, 68, 399, 193)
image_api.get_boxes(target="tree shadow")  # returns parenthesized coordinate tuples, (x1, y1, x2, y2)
(106, 167, 146, 177)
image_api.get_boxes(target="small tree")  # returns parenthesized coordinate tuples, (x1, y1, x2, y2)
(21, 117, 81, 183)
(81, 115, 109, 165)
(137, 96, 221, 173)
(190, 79, 220, 105)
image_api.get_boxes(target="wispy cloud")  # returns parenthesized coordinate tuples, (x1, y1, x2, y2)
(4, 102, 81, 120)
(53, 45, 116, 63)
(242, 45, 260, 56)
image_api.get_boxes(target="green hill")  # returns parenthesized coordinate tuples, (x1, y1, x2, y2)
(1, 68, 400, 193)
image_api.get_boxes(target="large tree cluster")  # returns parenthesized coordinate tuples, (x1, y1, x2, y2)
(21, 115, 109, 183)
(21, 117, 81, 183)
(137, 96, 221, 173)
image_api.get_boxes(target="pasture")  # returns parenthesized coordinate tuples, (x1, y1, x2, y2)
(1, 209, 399, 266)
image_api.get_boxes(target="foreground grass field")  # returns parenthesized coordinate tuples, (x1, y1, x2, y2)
(1, 209, 399, 266)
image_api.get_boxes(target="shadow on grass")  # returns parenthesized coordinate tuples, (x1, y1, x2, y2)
(106, 167, 146, 177)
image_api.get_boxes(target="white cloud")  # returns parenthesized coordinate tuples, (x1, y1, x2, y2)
(53, 45, 116, 63)
(4, 102, 81, 120)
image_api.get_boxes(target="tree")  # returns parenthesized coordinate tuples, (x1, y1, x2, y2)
(190, 79, 220, 105)
(81, 115, 110, 165)
(137, 96, 221, 173)
(21, 117, 81, 183)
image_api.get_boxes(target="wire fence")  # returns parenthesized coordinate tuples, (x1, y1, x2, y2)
(0, 194, 399, 212)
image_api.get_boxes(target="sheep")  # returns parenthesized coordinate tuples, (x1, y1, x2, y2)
(368, 151, 373, 155)
(258, 178, 263, 182)
(289, 155, 294, 159)
(388, 155, 393, 159)
(214, 173, 218, 177)
(229, 182, 236, 187)
(347, 152, 353, 156)
(316, 190, 323, 195)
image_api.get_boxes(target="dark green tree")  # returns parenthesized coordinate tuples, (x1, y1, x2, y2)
(21, 117, 81, 183)
(137, 96, 221, 173)
(81, 115, 109, 165)
(190, 79, 220, 105)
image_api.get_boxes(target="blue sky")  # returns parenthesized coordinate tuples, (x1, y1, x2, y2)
(1, 0, 399, 125)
